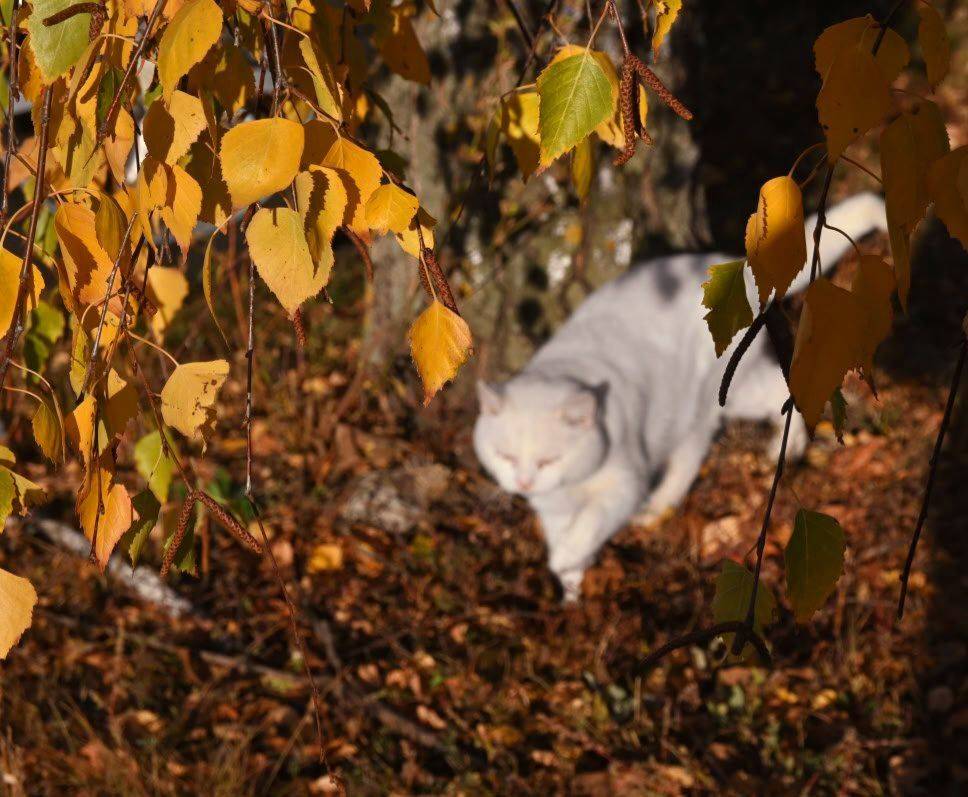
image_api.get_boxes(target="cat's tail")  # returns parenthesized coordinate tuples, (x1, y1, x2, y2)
(787, 191, 887, 296)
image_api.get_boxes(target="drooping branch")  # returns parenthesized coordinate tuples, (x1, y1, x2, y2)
(897, 338, 967, 620)
(0, 86, 53, 395)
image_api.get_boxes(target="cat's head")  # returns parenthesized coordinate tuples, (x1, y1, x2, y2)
(473, 376, 609, 497)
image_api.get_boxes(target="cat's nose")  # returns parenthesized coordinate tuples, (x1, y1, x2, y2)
(517, 476, 534, 492)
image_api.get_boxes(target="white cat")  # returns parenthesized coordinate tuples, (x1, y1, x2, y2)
(474, 193, 887, 601)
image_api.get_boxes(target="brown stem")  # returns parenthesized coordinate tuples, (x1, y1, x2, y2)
(1, 0, 22, 225)
(639, 620, 772, 673)
(0, 87, 53, 394)
(95, 0, 168, 147)
(897, 339, 967, 620)
(343, 227, 373, 282)
(42, 1, 100, 25)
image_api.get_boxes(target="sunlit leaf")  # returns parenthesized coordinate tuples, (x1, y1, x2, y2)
(652, 0, 682, 59)
(365, 183, 419, 235)
(146, 266, 190, 339)
(745, 176, 807, 305)
(220, 118, 305, 208)
(0, 569, 37, 659)
(143, 90, 207, 164)
(26, 0, 91, 84)
(157, 0, 223, 99)
(134, 430, 175, 504)
(160, 360, 230, 446)
(408, 300, 473, 405)
(246, 207, 331, 317)
(536, 47, 615, 165)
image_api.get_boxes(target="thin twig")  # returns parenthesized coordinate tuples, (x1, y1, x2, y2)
(897, 339, 967, 620)
(1, 0, 22, 225)
(501, 0, 535, 49)
(0, 87, 53, 395)
(640, 621, 772, 673)
(95, 0, 168, 148)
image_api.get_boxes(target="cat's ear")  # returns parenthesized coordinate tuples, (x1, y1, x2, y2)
(477, 380, 504, 415)
(560, 385, 605, 428)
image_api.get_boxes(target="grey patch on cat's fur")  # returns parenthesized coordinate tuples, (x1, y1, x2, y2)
(474, 193, 888, 602)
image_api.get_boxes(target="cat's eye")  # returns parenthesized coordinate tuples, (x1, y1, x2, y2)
(537, 456, 559, 468)
(498, 451, 517, 464)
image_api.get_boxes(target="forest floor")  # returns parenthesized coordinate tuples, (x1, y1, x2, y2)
(0, 216, 966, 797)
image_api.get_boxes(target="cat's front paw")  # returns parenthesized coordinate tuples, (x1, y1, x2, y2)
(556, 568, 585, 604)
(631, 504, 675, 530)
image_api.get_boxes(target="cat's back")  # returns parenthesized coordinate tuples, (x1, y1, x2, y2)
(534, 252, 730, 362)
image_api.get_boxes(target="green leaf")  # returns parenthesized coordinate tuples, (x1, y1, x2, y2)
(712, 559, 776, 658)
(96, 68, 124, 131)
(26, 0, 92, 84)
(0, 468, 15, 527)
(134, 430, 175, 504)
(785, 509, 846, 622)
(29, 301, 65, 344)
(702, 260, 754, 357)
(536, 50, 614, 164)
(119, 490, 162, 567)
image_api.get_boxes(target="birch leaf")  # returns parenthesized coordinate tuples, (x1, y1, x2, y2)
(365, 183, 419, 235)
(220, 118, 305, 208)
(143, 90, 207, 164)
(160, 360, 230, 445)
(408, 300, 473, 405)
(926, 146, 968, 250)
(157, 0, 223, 99)
(0, 569, 37, 659)
(652, 0, 683, 59)
(702, 260, 753, 356)
(26, 0, 91, 84)
(918, 3, 950, 88)
(814, 15, 909, 83)
(785, 510, 846, 622)
(247, 207, 330, 317)
(536, 48, 614, 164)
(817, 46, 892, 162)
(745, 176, 807, 305)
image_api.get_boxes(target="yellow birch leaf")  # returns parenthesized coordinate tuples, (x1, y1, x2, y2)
(160, 360, 230, 445)
(926, 146, 968, 250)
(880, 101, 949, 233)
(299, 38, 343, 120)
(220, 118, 305, 208)
(103, 369, 138, 438)
(147, 266, 189, 339)
(184, 141, 232, 227)
(143, 90, 207, 164)
(814, 15, 909, 83)
(816, 46, 892, 162)
(744, 176, 807, 305)
(246, 207, 332, 317)
(0, 569, 37, 659)
(789, 278, 863, 430)
(500, 90, 541, 180)
(0, 248, 43, 338)
(53, 201, 118, 312)
(652, 0, 683, 59)
(294, 166, 350, 264)
(65, 393, 98, 467)
(135, 157, 202, 252)
(378, 3, 431, 85)
(395, 207, 436, 259)
(918, 3, 950, 88)
(408, 300, 472, 405)
(157, 0, 223, 100)
(302, 121, 381, 231)
(31, 394, 65, 465)
(850, 255, 895, 380)
(104, 108, 135, 186)
(76, 457, 132, 570)
(365, 183, 419, 235)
